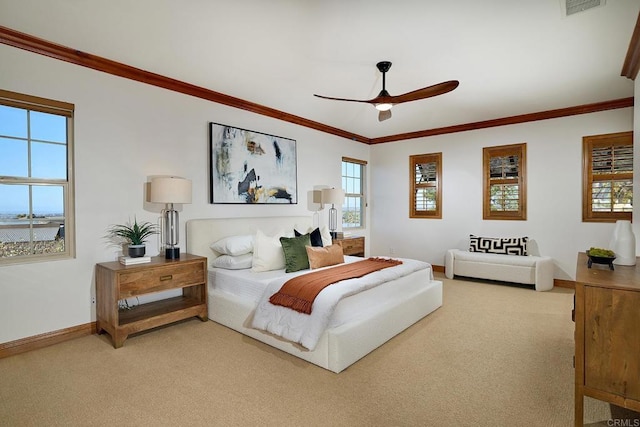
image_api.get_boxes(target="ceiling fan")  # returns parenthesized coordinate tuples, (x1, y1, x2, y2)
(314, 61, 459, 122)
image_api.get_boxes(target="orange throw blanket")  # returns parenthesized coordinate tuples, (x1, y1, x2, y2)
(269, 257, 403, 314)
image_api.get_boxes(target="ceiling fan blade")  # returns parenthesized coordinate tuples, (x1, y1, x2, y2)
(313, 94, 371, 104)
(314, 62, 459, 122)
(378, 109, 392, 122)
(388, 80, 459, 104)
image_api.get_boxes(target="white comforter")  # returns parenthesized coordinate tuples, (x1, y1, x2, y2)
(251, 258, 432, 350)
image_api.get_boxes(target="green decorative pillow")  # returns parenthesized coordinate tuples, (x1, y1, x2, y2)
(280, 234, 311, 273)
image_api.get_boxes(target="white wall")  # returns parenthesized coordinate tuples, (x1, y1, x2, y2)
(369, 109, 633, 280)
(0, 45, 369, 343)
(0, 42, 635, 344)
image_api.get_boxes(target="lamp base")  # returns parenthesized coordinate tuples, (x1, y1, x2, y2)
(165, 247, 180, 259)
(330, 231, 338, 240)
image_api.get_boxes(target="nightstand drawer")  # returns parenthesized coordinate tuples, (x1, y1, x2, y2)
(333, 236, 365, 257)
(119, 262, 205, 298)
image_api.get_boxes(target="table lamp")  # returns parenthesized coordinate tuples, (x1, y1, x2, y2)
(321, 188, 344, 239)
(150, 176, 192, 259)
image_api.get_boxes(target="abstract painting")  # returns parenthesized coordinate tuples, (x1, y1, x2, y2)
(209, 123, 297, 204)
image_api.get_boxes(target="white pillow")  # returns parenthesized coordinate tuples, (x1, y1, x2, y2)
(210, 234, 254, 256)
(319, 225, 333, 247)
(251, 229, 286, 272)
(212, 254, 253, 270)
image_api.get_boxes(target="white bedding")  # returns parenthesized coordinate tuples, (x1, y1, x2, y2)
(208, 256, 362, 303)
(250, 258, 432, 350)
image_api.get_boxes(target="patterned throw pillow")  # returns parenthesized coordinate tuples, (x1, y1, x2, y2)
(469, 235, 528, 256)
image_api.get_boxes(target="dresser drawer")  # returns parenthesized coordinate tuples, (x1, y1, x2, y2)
(334, 237, 365, 257)
(119, 261, 205, 298)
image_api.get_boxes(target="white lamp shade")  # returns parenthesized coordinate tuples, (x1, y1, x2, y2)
(150, 177, 192, 204)
(307, 190, 324, 212)
(312, 190, 323, 204)
(321, 188, 344, 205)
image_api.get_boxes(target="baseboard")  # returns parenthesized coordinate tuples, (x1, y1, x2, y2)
(554, 279, 575, 289)
(437, 263, 575, 290)
(0, 322, 96, 359)
(432, 264, 445, 273)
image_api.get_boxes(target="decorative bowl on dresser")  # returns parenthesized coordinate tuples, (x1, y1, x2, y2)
(585, 249, 616, 270)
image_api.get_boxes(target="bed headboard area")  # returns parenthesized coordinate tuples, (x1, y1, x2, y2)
(186, 216, 313, 266)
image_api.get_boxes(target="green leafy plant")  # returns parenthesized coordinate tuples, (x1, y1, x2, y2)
(107, 218, 158, 246)
(588, 247, 615, 258)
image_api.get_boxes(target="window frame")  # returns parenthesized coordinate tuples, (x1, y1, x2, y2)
(409, 152, 442, 219)
(0, 89, 75, 265)
(482, 143, 527, 221)
(582, 131, 633, 223)
(341, 157, 366, 230)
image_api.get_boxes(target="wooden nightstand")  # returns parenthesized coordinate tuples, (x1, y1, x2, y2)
(333, 236, 365, 257)
(96, 253, 208, 348)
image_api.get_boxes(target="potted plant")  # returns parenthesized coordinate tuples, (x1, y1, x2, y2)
(107, 218, 158, 258)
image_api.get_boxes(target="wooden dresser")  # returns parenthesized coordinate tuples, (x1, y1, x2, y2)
(574, 251, 640, 425)
(96, 253, 208, 348)
(333, 236, 365, 257)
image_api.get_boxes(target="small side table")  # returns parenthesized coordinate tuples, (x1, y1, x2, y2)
(96, 253, 208, 348)
(332, 236, 365, 257)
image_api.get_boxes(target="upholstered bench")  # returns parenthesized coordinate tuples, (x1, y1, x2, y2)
(444, 249, 554, 292)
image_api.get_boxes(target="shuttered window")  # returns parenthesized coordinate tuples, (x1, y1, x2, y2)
(582, 131, 633, 222)
(410, 153, 442, 219)
(483, 143, 526, 220)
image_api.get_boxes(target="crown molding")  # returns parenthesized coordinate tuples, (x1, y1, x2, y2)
(0, 25, 369, 144)
(622, 11, 640, 79)
(0, 25, 633, 146)
(369, 97, 634, 144)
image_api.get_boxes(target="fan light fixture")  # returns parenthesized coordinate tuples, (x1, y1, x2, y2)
(375, 102, 393, 111)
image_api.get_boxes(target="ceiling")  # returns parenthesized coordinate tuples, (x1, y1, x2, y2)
(1, 0, 639, 142)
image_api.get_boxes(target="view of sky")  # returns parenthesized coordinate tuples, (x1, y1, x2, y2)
(0, 105, 67, 216)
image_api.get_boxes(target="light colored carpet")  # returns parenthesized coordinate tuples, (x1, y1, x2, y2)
(0, 276, 617, 426)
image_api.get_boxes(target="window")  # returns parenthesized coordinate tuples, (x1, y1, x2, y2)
(341, 157, 366, 229)
(410, 153, 442, 219)
(0, 89, 75, 264)
(582, 131, 633, 222)
(483, 143, 527, 220)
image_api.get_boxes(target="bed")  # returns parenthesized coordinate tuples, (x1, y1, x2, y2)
(186, 216, 443, 373)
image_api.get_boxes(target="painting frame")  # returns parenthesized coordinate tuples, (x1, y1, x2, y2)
(209, 123, 298, 204)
